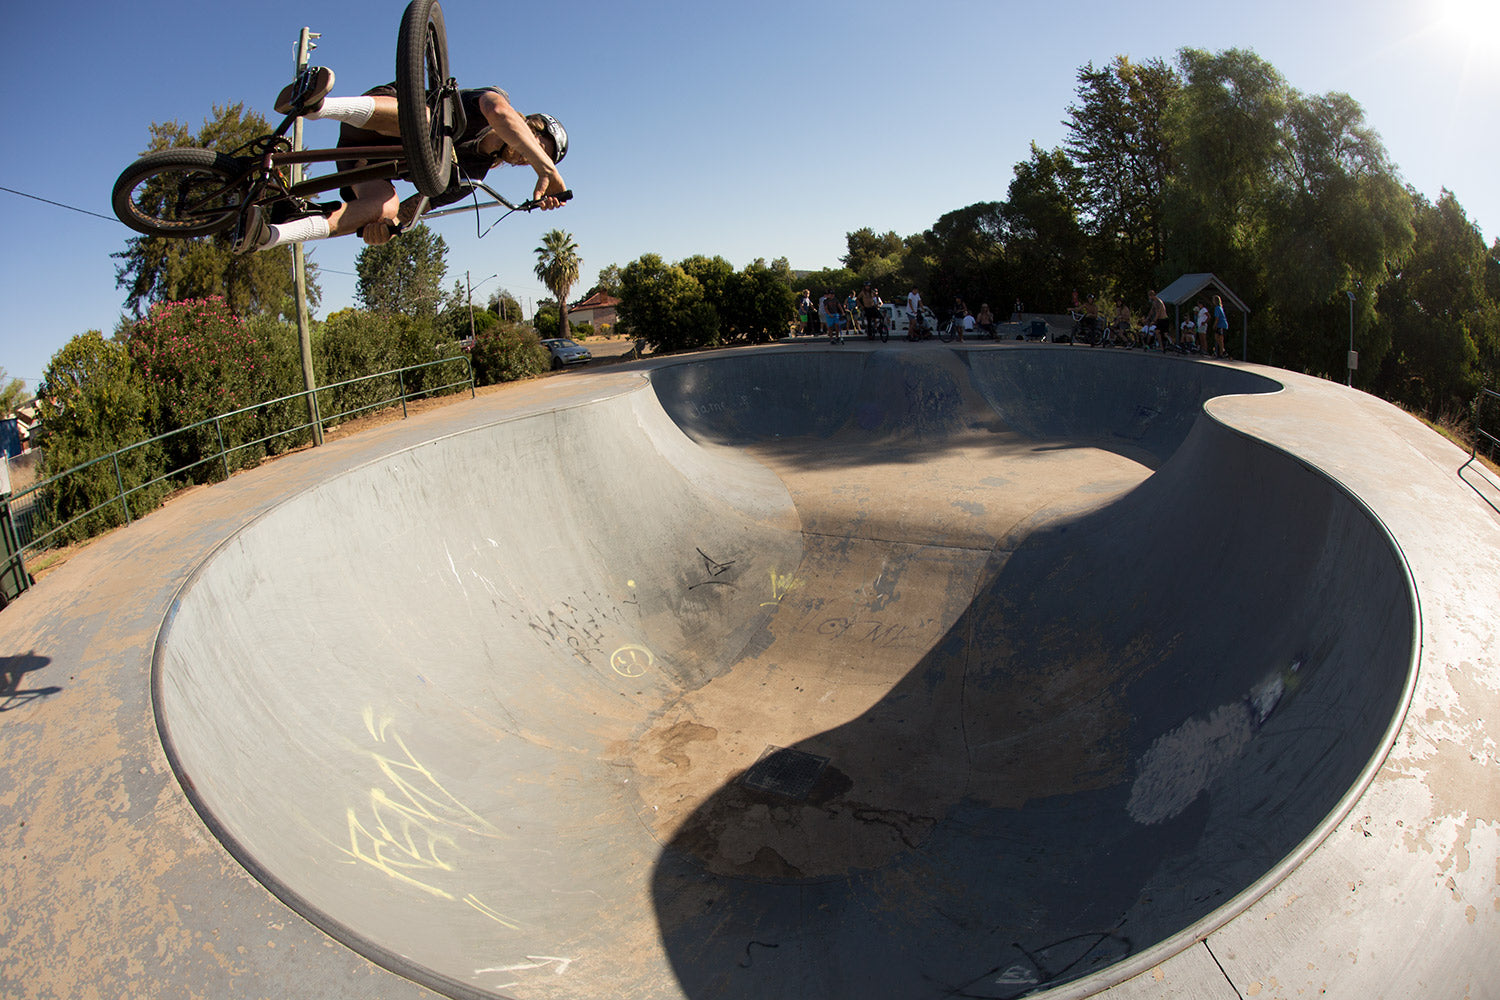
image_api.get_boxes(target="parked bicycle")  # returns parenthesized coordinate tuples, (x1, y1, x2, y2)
(112, 0, 569, 245)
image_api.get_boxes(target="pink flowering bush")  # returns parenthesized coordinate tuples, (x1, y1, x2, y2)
(127, 297, 283, 480)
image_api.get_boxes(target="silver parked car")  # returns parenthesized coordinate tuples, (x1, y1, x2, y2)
(540, 337, 592, 369)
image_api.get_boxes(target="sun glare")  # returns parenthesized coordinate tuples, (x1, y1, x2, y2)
(1434, 0, 1500, 54)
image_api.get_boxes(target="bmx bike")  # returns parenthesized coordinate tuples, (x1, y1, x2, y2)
(111, 0, 569, 243)
(937, 316, 964, 343)
(863, 310, 889, 342)
(907, 313, 932, 342)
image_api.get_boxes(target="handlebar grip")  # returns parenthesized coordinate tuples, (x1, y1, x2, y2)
(519, 189, 573, 210)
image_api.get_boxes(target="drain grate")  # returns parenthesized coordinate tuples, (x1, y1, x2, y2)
(740, 746, 829, 800)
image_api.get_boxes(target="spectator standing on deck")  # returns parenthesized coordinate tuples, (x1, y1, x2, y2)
(1145, 290, 1171, 351)
(1212, 296, 1230, 358)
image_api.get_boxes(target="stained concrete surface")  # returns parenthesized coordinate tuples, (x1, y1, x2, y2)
(1, 344, 1496, 1000)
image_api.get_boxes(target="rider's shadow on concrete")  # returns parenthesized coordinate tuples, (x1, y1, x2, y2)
(1, 651, 59, 712)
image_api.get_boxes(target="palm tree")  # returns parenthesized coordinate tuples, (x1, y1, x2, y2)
(533, 230, 582, 337)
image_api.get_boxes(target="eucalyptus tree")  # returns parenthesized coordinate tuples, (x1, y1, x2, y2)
(1064, 56, 1179, 299)
(112, 103, 318, 320)
(355, 223, 448, 316)
(1162, 48, 1412, 372)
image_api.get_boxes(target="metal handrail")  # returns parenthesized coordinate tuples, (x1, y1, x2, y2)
(1462, 387, 1499, 470)
(0, 355, 473, 598)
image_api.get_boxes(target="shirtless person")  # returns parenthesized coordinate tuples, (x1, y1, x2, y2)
(1144, 289, 1170, 351)
(234, 67, 568, 253)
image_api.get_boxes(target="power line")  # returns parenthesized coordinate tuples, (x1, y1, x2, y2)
(0, 185, 117, 223)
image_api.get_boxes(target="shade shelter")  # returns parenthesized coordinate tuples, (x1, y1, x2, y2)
(1157, 273, 1250, 358)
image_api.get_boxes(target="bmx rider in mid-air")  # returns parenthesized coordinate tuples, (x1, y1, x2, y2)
(233, 67, 569, 253)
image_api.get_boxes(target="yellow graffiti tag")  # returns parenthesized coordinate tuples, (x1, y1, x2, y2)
(339, 709, 508, 914)
(610, 645, 654, 678)
(761, 569, 805, 607)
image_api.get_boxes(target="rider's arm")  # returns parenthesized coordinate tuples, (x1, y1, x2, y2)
(475, 90, 567, 208)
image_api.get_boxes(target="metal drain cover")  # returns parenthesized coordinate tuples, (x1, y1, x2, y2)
(740, 746, 829, 800)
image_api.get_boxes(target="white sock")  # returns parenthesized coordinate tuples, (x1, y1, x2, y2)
(263, 215, 332, 249)
(304, 96, 376, 128)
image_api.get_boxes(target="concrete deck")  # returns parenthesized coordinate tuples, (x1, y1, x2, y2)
(1, 342, 1496, 999)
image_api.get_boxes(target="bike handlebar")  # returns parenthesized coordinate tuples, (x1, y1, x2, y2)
(360, 189, 572, 240)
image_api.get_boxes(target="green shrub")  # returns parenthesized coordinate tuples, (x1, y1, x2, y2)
(319, 309, 440, 419)
(32, 331, 167, 545)
(469, 324, 550, 385)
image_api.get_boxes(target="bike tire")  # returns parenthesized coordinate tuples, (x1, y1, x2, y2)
(937, 322, 954, 343)
(396, 0, 455, 199)
(111, 148, 248, 238)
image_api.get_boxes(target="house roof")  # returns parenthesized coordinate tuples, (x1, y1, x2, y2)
(1157, 273, 1250, 314)
(572, 291, 620, 310)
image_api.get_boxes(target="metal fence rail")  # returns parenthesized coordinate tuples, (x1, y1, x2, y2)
(1459, 386, 1500, 516)
(1469, 387, 1500, 463)
(0, 355, 473, 604)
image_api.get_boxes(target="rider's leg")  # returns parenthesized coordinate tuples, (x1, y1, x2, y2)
(239, 179, 398, 253)
(305, 95, 400, 134)
(326, 179, 401, 238)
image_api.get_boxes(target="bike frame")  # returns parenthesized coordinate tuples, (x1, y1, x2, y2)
(222, 92, 544, 229)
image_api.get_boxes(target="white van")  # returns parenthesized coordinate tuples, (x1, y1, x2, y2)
(876, 302, 942, 340)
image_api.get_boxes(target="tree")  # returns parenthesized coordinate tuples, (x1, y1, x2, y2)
(487, 289, 523, 322)
(1065, 56, 1179, 299)
(1372, 190, 1496, 415)
(587, 263, 623, 300)
(680, 255, 735, 305)
(1162, 48, 1413, 371)
(112, 103, 319, 320)
(33, 331, 165, 541)
(534, 230, 582, 335)
(999, 144, 1089, 310)
(0, 369, 29, 415)
(1160, 48, 1290, 307)
(616, 254, 719, 353)
(721, 260, 796, 342)
(356, 223, 448, 316)
(1257, 88, 1413, 375)
(925, 202, 1009, 318)
(843, 229, 906, 272)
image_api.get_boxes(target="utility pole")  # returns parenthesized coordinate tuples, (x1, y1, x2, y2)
(466, 271, 497, 343)
(292, 27, 324, 445)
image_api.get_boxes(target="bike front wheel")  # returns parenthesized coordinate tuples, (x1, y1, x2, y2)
(111, 148, 249, 238)
(937, 321, 955, 343)
(397, 0, 456, 199)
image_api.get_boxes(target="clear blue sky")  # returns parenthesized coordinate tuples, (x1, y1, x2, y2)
(3, 0, 1497, 394)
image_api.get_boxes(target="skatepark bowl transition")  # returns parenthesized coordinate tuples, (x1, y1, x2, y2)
(2, 342, 1497, 1000)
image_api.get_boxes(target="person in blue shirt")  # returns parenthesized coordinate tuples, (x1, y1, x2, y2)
(1212, 296, 1230, 359)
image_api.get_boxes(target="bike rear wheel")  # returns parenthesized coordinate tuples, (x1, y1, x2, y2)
(396, 0, 456, 199)
(112, 148, 249, 238)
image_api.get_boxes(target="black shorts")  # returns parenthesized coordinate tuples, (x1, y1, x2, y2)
(336, 84, 507, 202)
